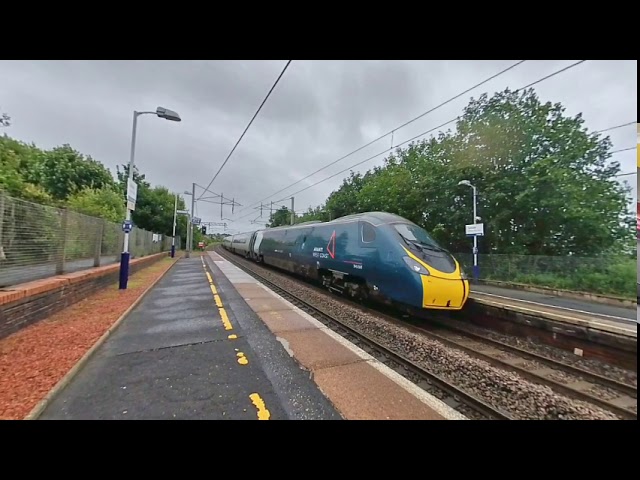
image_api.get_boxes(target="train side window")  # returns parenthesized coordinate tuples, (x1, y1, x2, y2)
(362, 222, 376, 243)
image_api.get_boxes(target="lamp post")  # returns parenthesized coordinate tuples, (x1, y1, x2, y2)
(171, 193, 178, 258)
(119, 106, 181, 290)
(458, 180, 479, 282)
(183, 189, 194, 258)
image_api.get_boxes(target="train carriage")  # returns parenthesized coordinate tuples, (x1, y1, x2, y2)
(232, 212, 469, 312)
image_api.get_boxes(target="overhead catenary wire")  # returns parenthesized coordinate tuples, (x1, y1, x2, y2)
(198, 60, 293, 200)
(609, 146, 636, 155)
(233, 60, 529, 216)
(232, 139, 636, 224)
(233, 61, 630, 224)
(594, 121, 635, 134)
(265, 60, 589, 205)
(236, 60, 593, 218)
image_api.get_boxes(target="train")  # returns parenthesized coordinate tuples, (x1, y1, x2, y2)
(222, 212, 470, 312)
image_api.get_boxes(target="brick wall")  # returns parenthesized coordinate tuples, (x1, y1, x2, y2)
(0, 252, 167, 340)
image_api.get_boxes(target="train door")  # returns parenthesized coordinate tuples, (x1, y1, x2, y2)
(253, 230, 264, 261)
(292, 228, 311, 271)
(358, 220, 381, 285)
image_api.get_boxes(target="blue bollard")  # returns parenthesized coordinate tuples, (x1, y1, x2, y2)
(170, 245, 175, 258)
(119, 252, 130, 289)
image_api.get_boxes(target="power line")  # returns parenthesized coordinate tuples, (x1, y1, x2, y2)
(594, 121, 635, 134)
(198, 60, 293, 199)
(271, 129, 634, 206)
(233, 60, 528, 216)
(231, 61, 593, 224)
(517, 60, 585, 90)
(268, 60, 589, 205)
(609, 146, 636, 155)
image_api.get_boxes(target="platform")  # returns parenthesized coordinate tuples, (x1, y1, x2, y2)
(37, 254, 465, 420)
(37, 257, 340, 420)
(470, 284, 637, 337)
(206, 251, 465, 420)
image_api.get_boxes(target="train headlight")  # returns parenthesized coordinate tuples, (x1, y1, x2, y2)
(403, 256, 430, 275)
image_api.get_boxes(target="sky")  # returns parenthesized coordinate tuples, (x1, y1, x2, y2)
(0, 60, 637, 235)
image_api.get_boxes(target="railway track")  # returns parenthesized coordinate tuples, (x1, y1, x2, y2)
(414, 320, 637, 419)
(336, 301, 637, 420)
(213, 247, 637, 419)
(213, 247, 512, 420)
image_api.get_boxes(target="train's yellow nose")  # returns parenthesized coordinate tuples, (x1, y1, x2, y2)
(420, 275, 469, 309)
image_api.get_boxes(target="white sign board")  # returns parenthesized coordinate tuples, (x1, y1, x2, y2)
(465, 223, 484, 236)
(176, 209, 189, 215)
(127, 178, 138, 203)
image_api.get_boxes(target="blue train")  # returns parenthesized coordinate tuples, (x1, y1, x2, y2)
(222, 212, 470, 312)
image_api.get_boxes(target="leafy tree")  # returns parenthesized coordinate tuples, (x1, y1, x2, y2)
(0, 108, 9, 128)
(303, 88, 632, 258)
(116, 164, 189, 242)
(0, 135, 53, 203)
(67, 187, 126, 223)
(267, 206, 293, 227)
(324, 171, 370, 219)
(0, 139, 25, 195)
(33, 145, 116, 200)
(447, 88, 632, 255)
(296, 205, 329, 223)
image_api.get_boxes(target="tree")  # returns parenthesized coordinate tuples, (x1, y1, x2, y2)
(302, 88, 633, 257)
(324, 171, 369, 219)
(34, 145, 116, 200)
(116, 164, 189, 242)
(0, 135, 53, 203)
(67, 187, 126, 223)
(447, 88, 632, 256)
(0, 108, 10, 128)
(296, 205, 329, 223)
(267, 206, 292, 227)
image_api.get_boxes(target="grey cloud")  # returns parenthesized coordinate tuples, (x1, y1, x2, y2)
(0, 59, 636, 234)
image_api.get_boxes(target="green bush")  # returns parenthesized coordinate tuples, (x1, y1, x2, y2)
(502, 261, 635, 298)
(456, 253, 636, 298)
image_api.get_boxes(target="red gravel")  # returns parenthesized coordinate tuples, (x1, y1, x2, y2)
(0, 257, 178, 420)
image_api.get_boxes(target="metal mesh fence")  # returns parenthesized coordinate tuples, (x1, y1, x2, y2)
(0, 190, 174, 288)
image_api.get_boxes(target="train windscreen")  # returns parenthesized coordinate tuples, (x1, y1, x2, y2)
(394, 224, 444, 250)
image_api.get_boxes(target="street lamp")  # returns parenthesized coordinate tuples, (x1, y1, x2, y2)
(172, 193, 191, 258)
(171, 193, 178, 258)
(182, 190, 194, 258)
(458, 180, 479, 282)
(119, 106, 181, 290)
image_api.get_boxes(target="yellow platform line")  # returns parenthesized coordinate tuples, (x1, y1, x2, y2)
(203, 256, 269, 419)
(249, 393, 271, 420)
(219, 307, 233, 330)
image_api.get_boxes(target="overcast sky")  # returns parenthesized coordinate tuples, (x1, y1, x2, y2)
(0, 60, 637, 234)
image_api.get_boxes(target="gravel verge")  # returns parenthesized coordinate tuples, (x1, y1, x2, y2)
(442, 317, 637, 388)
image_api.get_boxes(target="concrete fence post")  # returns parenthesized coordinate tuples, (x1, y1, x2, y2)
(94, 219, 105, 267)
(56, 208, 69, 275)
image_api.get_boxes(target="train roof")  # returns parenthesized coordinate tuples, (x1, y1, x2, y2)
(263, 211, 415, 231)
(334, 211, 414, 225)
